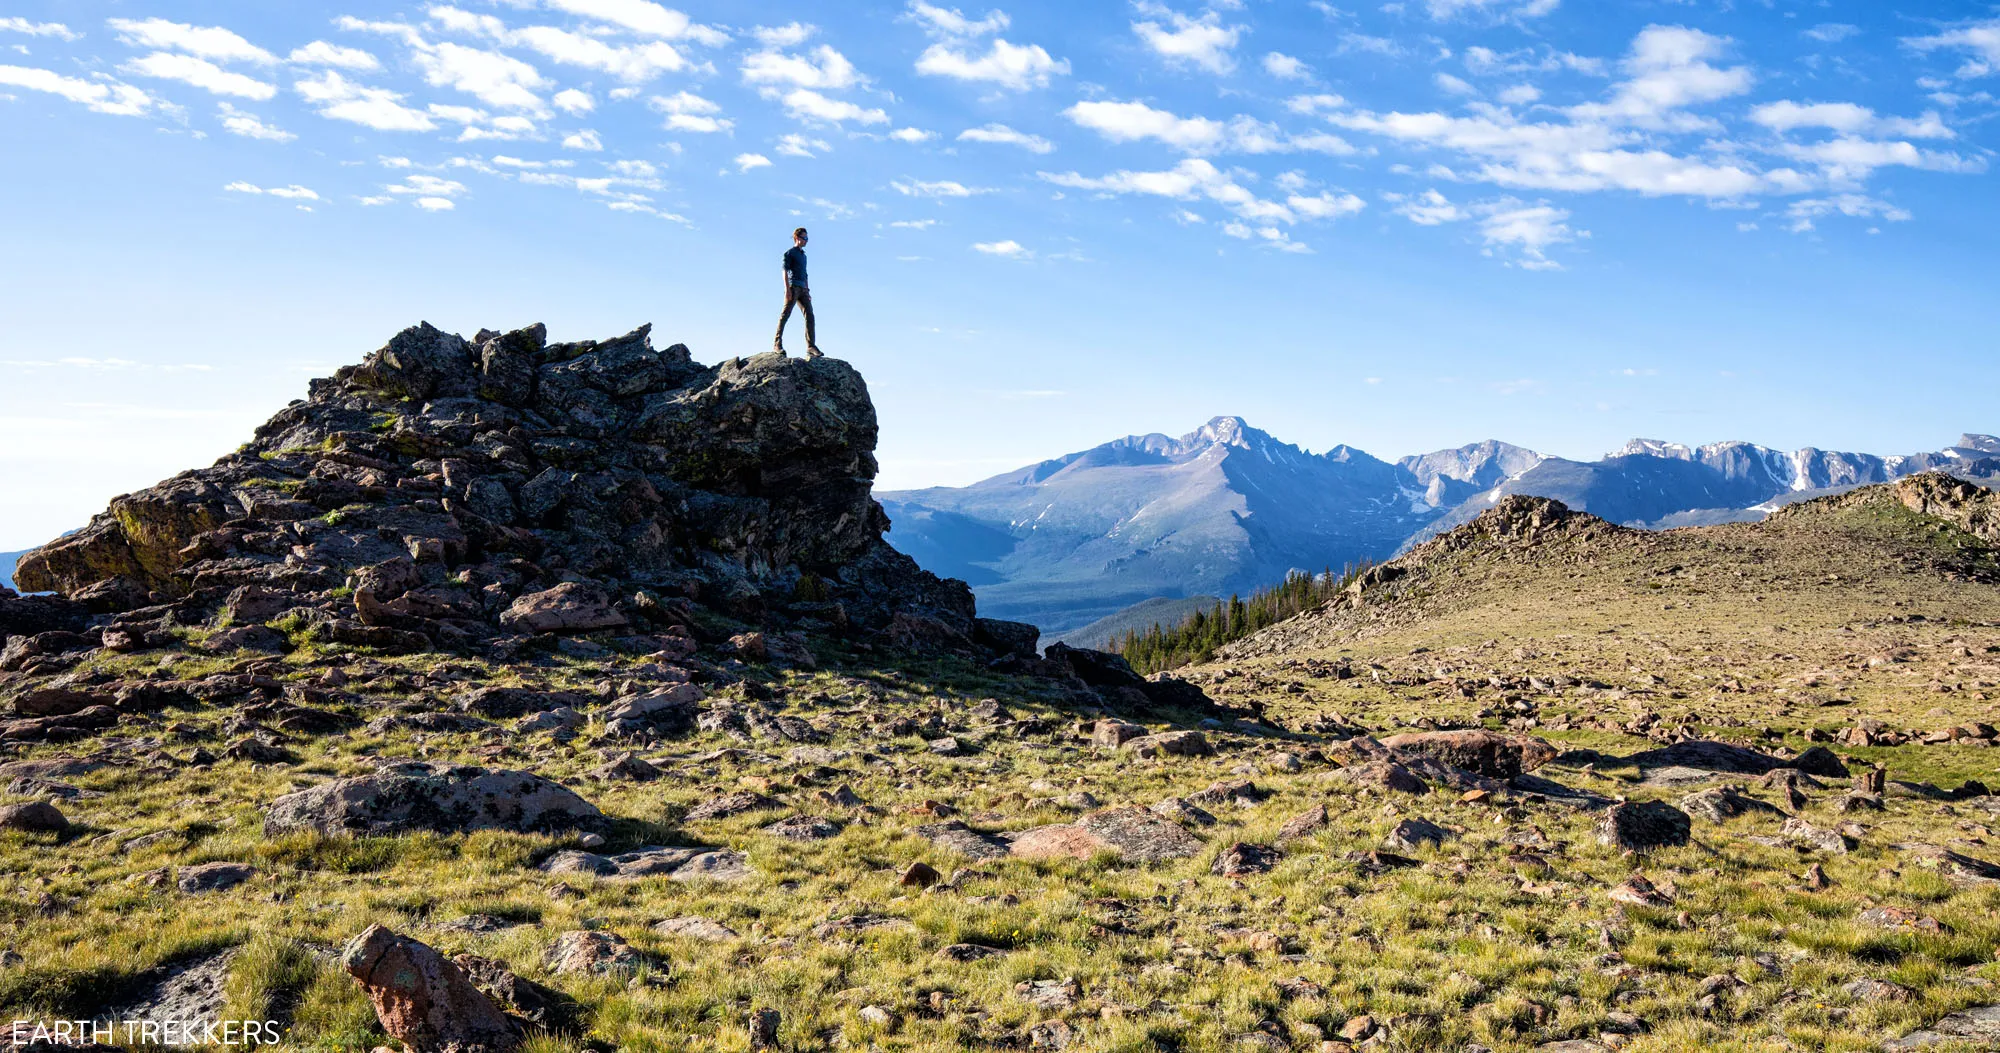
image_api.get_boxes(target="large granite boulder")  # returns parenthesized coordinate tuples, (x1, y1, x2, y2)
(342, 925, 521, 1053)
(264, 761, 605, 837)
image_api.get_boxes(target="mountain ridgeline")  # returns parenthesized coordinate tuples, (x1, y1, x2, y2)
(880, 419, 2000, 636)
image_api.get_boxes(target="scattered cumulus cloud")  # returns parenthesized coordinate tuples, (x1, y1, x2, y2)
(552, 87, 593, 114)
(224, 180, 318, 200)
(957, 122, 1053, 152)
(651, 89, 730, 132)
(734, 151, 773, 171)
(108, 17, 277, 65)
(0, 19, 81, 42)
(562, 128, 603, 150)
(890, 127, 937, 142)
(1903, 20, 2000, 80)
(893, 178, 989, 197)
(1262, 53, 1311, 81)
(288, 41, 380, 70)
(781, 88, 888, 125)
(218, 101, 294, 141)
(1066, 99, 1352, 156)
(0, 64, 156, 116)
(1132, 6, 1242, 75)
(122, 52, 276, 100)
(972, 238, 1030, 257)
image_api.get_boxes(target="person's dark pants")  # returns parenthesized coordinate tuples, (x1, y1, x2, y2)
(775, 284, 815, 351)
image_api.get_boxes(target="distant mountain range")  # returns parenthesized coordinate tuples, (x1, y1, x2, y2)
(879, 422, 2000, 636)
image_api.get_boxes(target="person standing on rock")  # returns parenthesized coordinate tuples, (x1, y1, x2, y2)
(775, 226, 822, 359)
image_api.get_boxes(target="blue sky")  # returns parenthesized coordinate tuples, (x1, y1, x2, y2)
(2, 0, 1997, 550)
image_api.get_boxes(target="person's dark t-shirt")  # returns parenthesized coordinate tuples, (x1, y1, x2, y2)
(783, 246, 808, 287)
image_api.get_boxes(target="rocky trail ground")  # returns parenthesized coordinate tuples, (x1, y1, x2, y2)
(2, 325, 1998, 1052)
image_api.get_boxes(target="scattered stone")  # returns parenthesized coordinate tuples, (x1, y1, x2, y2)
(176, 862, 255, 893)
(671, 850, 753, 883)
(1780, 817, 1854, 854)
(1379, 730, 1558, 778)
(900, 861, 942, 888)
(1884, 1004, 2000, 1050)
(545, 930, 647, 976)
(764, 814, 842, 841)
(1383, 818, 1452, 852)
(1844, 978, 1914, 1002)
(1277, 803, 1328, 842)
(593, 752, 663, 782)
(1121, 730, 1213, 758)
(1211, 842, 1282, 876)
(653, 917, 739, 942)
(1597, 801, 1691, 852)
(1009, 807, 1202, 864)
(1150, 797, 1218, 827)
(0, 801, 67, 833)
(1679, 786, 1783, 822)
(937, 943, 1006, 961)
(499, 583, 628, 635)
(1858, 906, 1944, 933)
(1092, 720, 1146, 748)
(684, 791, 780, 822)
(342, 925, 520, 1053)
(916, 820, 1011, 860)
(1902, 844, 2000, 886)
(265, 762, 604, 837)
(747, 1008, 781, 1051)
(1016, 977, 1080, 1011)
(1330, 759, 1429, 794)
(1607, 874, 1674, 908)
(928, 736, 964, 756)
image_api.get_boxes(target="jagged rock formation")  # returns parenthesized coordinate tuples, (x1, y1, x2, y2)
(12, 322, 1010, 656)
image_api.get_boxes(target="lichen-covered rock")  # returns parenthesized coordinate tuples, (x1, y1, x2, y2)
(1597, 800, 1692, 852)
(1379, 730, 1559, 779)
(263, 761, 604, 837)
(341, 924, 521, 1053)
(13, 322, 979, 656)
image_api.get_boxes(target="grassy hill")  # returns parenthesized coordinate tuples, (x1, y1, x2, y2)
(3, 475, 1998, 1052)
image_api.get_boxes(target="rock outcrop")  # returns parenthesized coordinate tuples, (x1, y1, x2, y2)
(12, 323, 994, 655)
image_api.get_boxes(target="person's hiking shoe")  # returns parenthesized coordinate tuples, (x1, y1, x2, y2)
(806, 346, 824, 360)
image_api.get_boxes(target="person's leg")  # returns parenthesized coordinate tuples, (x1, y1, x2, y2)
(774, 287, 796, 351)
(801, 290, 818, 354)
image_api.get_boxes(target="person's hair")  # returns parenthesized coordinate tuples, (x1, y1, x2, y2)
(793, 227, 809, 239)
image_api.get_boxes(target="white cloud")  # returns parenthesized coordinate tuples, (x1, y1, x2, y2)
(541, 0, 726, 44)
(1777, 135, 1982, 185)
(1904, 19, 2000, 79)
(288, 41, 380, 71)
(777, 133, 829, 157)
(1565, 26, 1751, 131)
(1464, 45, 1604, 77)
(1287, 190, 1366, 219)
(1285, 93, 1345, 116)
(1423, 0, 1559, 21)
(1065, 99, 1352, 156)
(1040, 159, 1298, 224)
(1221, 222, 1310, 253)
(753, 23, 814, 49)
(1387, 188, 1465, 225)
(1263, 52, 1311, 81)
(958, 122, 1053, 153)
(650, 89, 731, 132)
(1132, 8, 1242, 75)
(122, 52, 276, 100)
(741, 44, 863, 90)
(108, 17, 276, 64)
(781, 88, 888, 125)
(218, 102, 294, 141)
(295, 70, 437, 131)
(1782, 193, 1912, 233)
(915, 38, 1066, 91)
(890, 127, 937, 142)
(225, 181, 319, 200)
(0, 19, 80, 42)
(972, 239, 1030, 257)
(389, 174, 469, 198)
(1476, 199, 1578, 269)
(553, 87, 594, 114)
(892, 179, 989, 198)
(0, 64, 156, 116)
(1804, 24, 1859, 45)
(1749, 100, 1951, 140)
(412, 41, 550, 111)
(890, 218, 937, 229)
(1435, 72, 1476, 96)
(734, 152, 773, 171)
(414, 196, 456, 211)
(1497, 84, 1539, 105)
(908, 2, 1010, 38)
(515, 27, 691, 82)
(563, 129, 603, 150)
